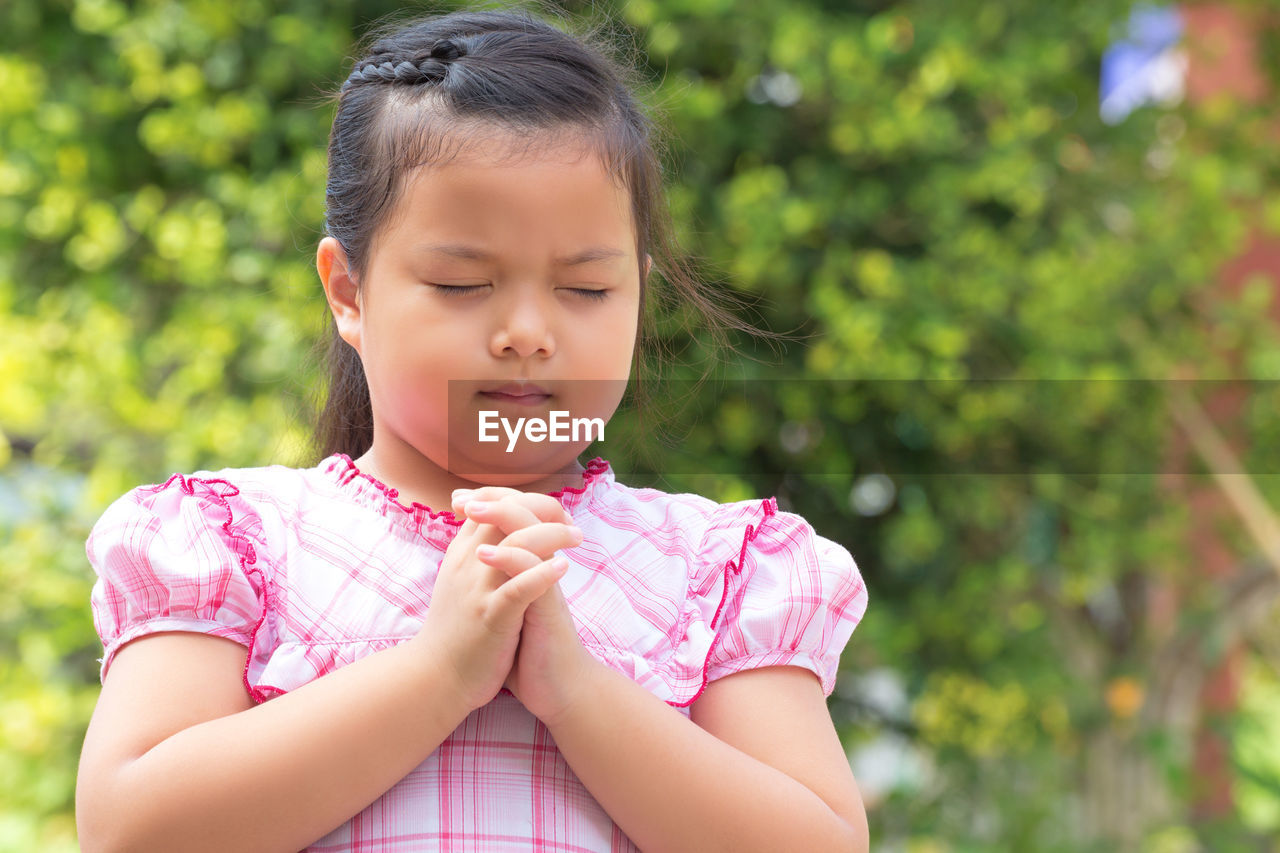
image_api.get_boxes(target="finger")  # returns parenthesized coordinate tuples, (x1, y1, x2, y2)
(445, 519, 515, 584)
(453, 488, 573, 525)
(438, 516, 483, 566)
(475, 543, 543, 578)
(489, 555, 570, 622)
(451, 485, 520, 515)
(498, 521, 583, 557)
(461, 499, 542, 536)
(507, 491, 575, 524)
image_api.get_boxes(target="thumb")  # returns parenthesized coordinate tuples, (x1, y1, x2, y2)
(490, 555, 569, 623)
(522, 569, 569, 624)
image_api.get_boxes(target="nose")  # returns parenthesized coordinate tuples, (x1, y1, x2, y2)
(489, 288, 556, 360)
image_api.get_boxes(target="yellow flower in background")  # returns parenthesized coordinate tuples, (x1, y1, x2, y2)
(1106, 676, 1145, 720)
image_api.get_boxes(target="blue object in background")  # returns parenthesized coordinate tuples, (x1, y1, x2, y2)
(1099, 4, 1186, 124)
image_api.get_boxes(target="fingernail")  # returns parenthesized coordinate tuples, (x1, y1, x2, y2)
(465, 500, 488, 512)
(452, 488, 472, 497)
(568, 526, 583, 541)
(477, 544, 497, 559)
(552, 555, 569, 570)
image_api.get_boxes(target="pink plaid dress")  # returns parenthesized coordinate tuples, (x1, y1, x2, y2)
(87, 453, 868, 852)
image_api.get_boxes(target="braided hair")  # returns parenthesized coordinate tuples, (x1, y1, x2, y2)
(312, 8, 760, 461)
(339, 37, 467, 94)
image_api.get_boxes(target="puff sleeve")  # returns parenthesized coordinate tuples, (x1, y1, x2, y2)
(694, 498, 868, 696)
(86, 473, 270, 686)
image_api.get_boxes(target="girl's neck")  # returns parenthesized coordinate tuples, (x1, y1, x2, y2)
(353, 437, 589, 512)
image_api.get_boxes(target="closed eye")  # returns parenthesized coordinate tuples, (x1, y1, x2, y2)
(429, 284, 608, 302)
(429, 284, 489, 296)
(565, 288, 609, 302)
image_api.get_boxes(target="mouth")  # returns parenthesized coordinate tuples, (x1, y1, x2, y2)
(477, 382, 553, 406)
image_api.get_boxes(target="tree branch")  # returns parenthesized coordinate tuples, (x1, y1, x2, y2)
(1166, 382, 1280, 578)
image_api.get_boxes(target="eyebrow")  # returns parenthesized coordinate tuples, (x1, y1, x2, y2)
(415, 243, 627, 267)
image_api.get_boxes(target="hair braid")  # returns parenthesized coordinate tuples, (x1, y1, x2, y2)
(340, 38, 468, 94)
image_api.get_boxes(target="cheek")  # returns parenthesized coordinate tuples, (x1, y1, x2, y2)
(572, 313, 636, 377)
(365, 333, 453, 410)
(613, 300, 642, 360)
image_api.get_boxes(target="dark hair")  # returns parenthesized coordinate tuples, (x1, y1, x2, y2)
(312, 3, 767, 460)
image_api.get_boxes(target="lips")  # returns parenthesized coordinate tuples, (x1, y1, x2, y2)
(481, 382, 551, 396)
(477, 382, 552, 404)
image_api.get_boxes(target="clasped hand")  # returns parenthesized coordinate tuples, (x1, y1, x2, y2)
(412, 485, 594, 725)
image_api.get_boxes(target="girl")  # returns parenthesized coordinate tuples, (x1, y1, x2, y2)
(76, 8, 870, 852)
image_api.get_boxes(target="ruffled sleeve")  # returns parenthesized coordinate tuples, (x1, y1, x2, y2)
(693, 498, 868, 696)
(86, 473, 271, 691)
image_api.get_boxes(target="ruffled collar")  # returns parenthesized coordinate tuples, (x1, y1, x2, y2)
(318, 452, 613, 536)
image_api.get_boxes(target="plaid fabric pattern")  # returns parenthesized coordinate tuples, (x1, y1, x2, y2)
(87, 454, 868, 851)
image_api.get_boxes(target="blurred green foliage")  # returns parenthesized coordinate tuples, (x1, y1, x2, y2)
(2, 0, 1279, 850)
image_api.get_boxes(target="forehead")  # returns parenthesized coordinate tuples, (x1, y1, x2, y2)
(380, 129, 636, 252)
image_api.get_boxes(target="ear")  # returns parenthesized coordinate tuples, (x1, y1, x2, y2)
(644, 253, 653, 278)
(317, 237, 363, 355)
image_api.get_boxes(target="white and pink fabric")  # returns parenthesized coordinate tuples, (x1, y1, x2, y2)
(87, 453, 868, 851)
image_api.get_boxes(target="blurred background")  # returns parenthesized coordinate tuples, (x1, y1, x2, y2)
(2, 0, 1279, 850)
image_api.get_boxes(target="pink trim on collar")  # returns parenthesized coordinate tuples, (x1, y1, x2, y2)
(324, 453, 612, 527)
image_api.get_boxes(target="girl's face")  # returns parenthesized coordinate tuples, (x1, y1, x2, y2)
(319, 133, 646, 493)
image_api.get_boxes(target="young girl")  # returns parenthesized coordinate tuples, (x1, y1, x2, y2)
(76, 8, 870, 852)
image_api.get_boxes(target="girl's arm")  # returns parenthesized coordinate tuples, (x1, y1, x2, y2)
(540, 661, 870, 853)
(76, 630, 473, 853)
(77, 494, 581, 853)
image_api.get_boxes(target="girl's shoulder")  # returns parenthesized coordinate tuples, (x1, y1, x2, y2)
(83, 455, 371, 697)
(89, 454, 384, 542)
(84, 456, 368, 611)
(576, 471, 869, 702)
(589, 470, 852, 570)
